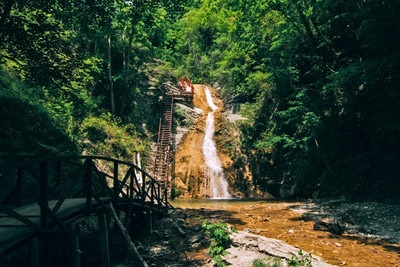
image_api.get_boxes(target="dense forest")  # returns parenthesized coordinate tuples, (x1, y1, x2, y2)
(1, 0, 399, 200)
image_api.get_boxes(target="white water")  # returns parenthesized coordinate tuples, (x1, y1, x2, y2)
(202, 87, 231, 199)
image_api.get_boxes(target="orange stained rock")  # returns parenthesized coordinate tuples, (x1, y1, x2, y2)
(175, 200, 400, 267)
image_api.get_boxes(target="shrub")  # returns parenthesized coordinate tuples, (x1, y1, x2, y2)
(252, 258, 282, 267)
(201, 219, 233, 267)
(288, 250, 312, 267)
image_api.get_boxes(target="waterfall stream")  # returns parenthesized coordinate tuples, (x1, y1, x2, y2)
(202, 87, 231, 199)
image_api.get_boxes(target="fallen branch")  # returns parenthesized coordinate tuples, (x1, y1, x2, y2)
(107, 204, 149, 267)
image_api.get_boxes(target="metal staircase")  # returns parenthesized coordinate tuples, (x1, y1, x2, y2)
(153, 77, 194, 192)
(153, 94, 174, 187)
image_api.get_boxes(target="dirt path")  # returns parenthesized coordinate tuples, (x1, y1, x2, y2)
(174, 200, 400, 267)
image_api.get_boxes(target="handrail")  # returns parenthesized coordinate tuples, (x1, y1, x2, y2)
(0, 155, 172, 212)
(0, 155, 173, 256)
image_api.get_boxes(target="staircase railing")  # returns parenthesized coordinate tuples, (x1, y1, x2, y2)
(153, 95, 174, 189)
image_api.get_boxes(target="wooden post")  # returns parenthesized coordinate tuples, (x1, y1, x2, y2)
(152, 208, 158, 225)
(150, 182, 154, 205)
(84, 158, 92, 210)
(145, 209, 152, 234)
(141, 173, 146, 204)
(40, 161, 48, 229)
(129, 172, 134, 201)
(113, 161, 120, 219)
(69, 229, 81, 267)
(55, 159, 61, 194)
(165, 186, 168, 205)
(39, 161, 50, 267)
(124, 173, 134, 229)
(29, 237, 40, 267)
(98, 212, 110, 267)
(157, 184, 161, 206)
(16, 167, 23, 206)
(113, 161, 119, 199)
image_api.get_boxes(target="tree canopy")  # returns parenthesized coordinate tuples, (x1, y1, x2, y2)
(1, 0, 399, 199)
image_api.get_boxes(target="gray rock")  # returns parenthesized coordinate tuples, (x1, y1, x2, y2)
(223, 231, 337, 267)
(314, 217, 345, 235)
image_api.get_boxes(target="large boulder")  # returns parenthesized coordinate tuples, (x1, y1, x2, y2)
(217, 231, 337, 267)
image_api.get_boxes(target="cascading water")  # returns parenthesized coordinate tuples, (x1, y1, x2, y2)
(202, 87, 231, 199)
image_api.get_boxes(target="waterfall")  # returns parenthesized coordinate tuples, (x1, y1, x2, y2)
(202, 87, 231, 199)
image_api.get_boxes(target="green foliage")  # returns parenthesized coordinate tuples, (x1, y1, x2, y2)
(174, 105, 192, 127)
(80, 113, 150, 162)
(252, 258, 282, 267)
(252, 259, 268, 267)
(228, 0, 400, 199)
(288, 250, 312, 267)
(0, 0, 186, 162)
(1, 0, 399, 200)
(201, 219, 233, 267)
(0, 67, 77, 156)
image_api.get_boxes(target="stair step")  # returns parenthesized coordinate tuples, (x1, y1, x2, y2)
(154, 94, 176, 177)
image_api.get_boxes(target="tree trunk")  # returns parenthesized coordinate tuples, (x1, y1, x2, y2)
(120, 27, 131, 116)
(108, 36, 115, 115)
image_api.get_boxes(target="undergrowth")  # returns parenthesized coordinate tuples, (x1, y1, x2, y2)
(252, 258, 282, 267)
(200, 218, 233, 267)
(288, 250, 312, 267)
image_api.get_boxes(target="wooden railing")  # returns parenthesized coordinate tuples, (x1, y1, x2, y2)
(0, 155, 172, 219)
(84, 156, 172, 209)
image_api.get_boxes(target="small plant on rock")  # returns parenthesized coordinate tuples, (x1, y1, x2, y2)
(200, 219, 232, 267)
(288, 249, 312, 267)
(252, 258, 282, 267)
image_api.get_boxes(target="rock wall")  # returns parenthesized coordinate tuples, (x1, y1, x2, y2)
(172, 84, 272, 199)
(173, 85, 235, 198)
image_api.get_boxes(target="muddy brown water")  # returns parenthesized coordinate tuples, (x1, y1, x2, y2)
(172, 199, 400, 267)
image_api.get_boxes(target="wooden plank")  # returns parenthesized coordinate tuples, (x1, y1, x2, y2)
(0, 206, 39, 230)
(0, 198, 112, 253)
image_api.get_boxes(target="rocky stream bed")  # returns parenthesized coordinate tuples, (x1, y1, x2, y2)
(116, 199, 400, 267)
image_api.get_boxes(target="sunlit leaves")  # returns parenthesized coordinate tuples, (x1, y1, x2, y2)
(80, 113, 150, 160)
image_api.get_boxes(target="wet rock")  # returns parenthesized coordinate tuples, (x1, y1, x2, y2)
(314, 217, 345, 235)
(290, 200, 400, 244)
(334, 242, 343, 247)
(169, 208, 186, 219)
(151, 230, 161, 241)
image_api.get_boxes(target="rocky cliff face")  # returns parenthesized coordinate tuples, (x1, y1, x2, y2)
(172, 84, 259, 199)
(173, 84, 211, 198)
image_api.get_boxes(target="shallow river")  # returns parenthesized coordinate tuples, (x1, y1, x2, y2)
(171, 199, 400, 267)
